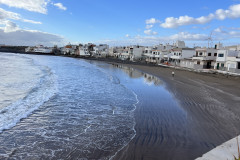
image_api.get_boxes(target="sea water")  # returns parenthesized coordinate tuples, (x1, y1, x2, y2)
(0, 53, 188, 159)
(0, 53, 137, 159)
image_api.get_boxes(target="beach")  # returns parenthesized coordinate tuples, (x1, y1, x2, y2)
(111, 63, 240, 160)
(1, 53, 240, 159)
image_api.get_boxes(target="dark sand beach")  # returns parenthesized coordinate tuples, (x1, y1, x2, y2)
(112, 64, 240, 160)
(1, 53, 240, 159)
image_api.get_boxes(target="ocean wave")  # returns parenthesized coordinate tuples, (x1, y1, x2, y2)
(0, 56, 57, 133)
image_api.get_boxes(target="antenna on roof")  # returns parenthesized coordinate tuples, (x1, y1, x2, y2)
(205, 31, 213, 48)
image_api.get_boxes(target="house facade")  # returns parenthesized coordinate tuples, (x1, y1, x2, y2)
(169, 48, 195, 66)
(129, 46, 145, 61)
(92, 44, 109, 58)
(192, 48, 218, 69)
(214, 49, 240, 73)
(78, 44, 90, 56)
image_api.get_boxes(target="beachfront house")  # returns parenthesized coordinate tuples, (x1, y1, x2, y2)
(78, 44, 90, 56)
(114, 47, 130, 60)
(108, 47, 115, 57)
(159, 41, 185, 63)
(145, 49, 161, 64)
(61, 44, 78, 55)
(169, 48, 195, 66)
(129, 45, 145, 61)
(144, 47, 153, 63)
(162, 51, 173, 63)
(180, 58, 195, 69)
(225, 45, 240, 51)
(112, 47, 124, 59)
(25, 46, 34, 52)
(92, 44, 109, 58)
(192, 48, 218, 69)
(214, 49, 240, 73)
(145, 43, 176, 64)
(173, 40, 186, 48)
(144, 47, 162, 63)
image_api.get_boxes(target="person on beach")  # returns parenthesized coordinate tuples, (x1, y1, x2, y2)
(172, 71, 175, 77)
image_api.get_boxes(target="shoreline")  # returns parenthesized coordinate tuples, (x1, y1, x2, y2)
(2, 52, 240, 159)
(1, 51, 239, 77)
(106, 62, 240, 159)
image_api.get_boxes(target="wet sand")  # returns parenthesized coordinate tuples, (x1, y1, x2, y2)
(112, 64, 240, 160)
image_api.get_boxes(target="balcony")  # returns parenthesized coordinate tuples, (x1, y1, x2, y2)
(192, 56, 216, 61)
(170, 55, 181, 59)
(144, 53, 160, 58)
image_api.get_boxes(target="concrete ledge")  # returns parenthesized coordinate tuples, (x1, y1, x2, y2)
(196, 136, 240, 160)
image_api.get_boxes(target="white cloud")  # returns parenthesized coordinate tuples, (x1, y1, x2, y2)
(97, 32, 208, 46)
(213, 27, 240, 40)
(146, 24, 153, 29)
(0, 8, 19, 19)
(0, 1, 67, 46)
(169, 32, 208, 41)
(0, 27, 66, 46)
(125, 34, 130, 38)
(0, 7, 65, 46)
(214, 27, 222, 33)
(160, 4, 240, 28)
(53, 3, 67, 11)
(22, 19, 42, 24)
(0, 8, 42, 24)
(146, 18, 161, 24)
(2, 20, 19, 32)
(0, 0, 49, 14)
(160, 14, 214, 28)
(144, 30, 158, 35)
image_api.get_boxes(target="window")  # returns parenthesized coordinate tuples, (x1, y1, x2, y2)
(218, 54, 224, 57)
(174, 53, 176, 55)
(221, 63, 224, 67)
(208, 53, 211, 56)
(199, 52, 203, 56)
(179, 53, 181, 56)
(197, 61, 200, 65)
(214, 53, 217, 56)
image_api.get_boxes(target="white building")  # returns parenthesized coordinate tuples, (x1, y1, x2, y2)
(214, 49, 240, 73)
(145, 49, 161, 63)
(192, 48, 218, 69)
(225, 45, 240, 51)
(170, 48, 195, 66)
(174, 40, 186, 48)
(78, 44, 90, 56)
(115, 47, 130, 60)
(93, 44, 109, 58)
(129, 46, 145, 61)
(25, 45, 53, 54)
(60, 44, 78, 55)
(145, 43, 176, 64)
(108, 47, 115, 57)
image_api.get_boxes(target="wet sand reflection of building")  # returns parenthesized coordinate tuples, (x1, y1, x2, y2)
(112, 64, 163, 86)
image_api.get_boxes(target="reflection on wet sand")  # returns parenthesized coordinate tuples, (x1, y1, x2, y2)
(111, 64, 163, 86)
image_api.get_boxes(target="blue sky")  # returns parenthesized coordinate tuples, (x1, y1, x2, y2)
(1, 0, 240, 46)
